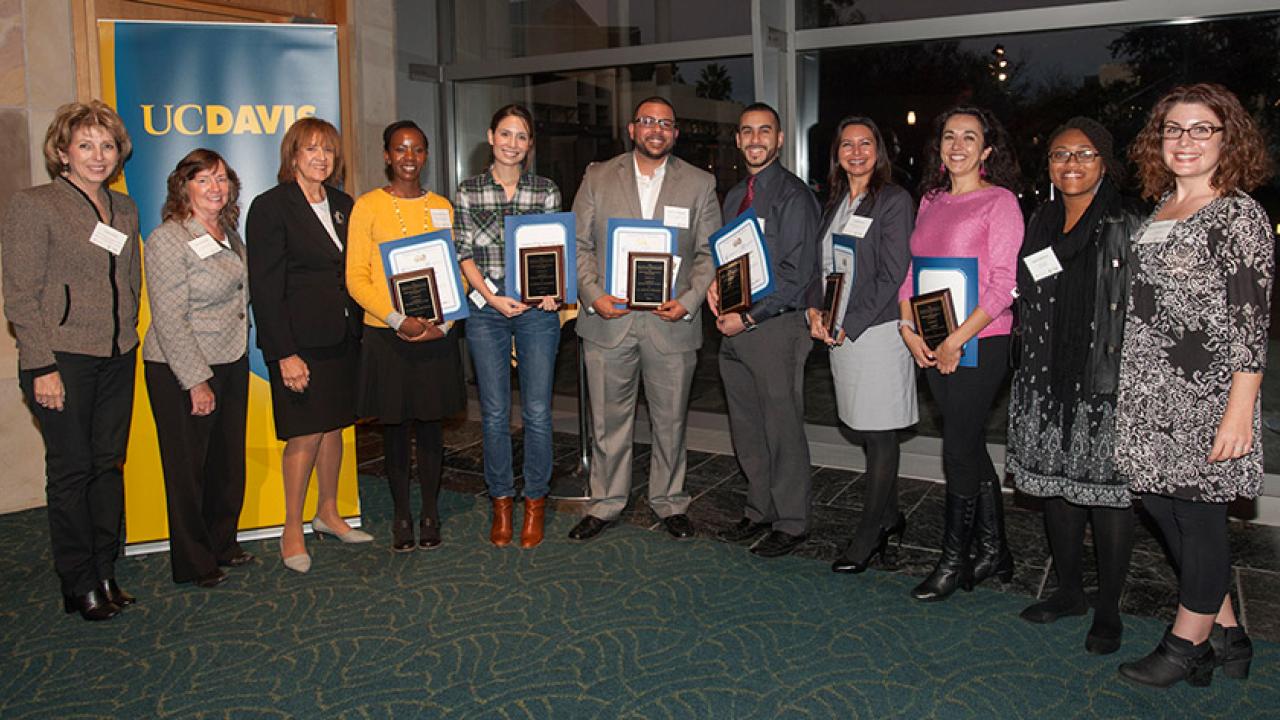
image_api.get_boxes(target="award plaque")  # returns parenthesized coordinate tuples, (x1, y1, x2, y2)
(390, 267, 443, 324)
(627, 252, 673, 309)
(822, 272, 845, 337)
(519, 244, 565, 304)
(717, 254, 752, 315)
(910, 288, 957, 350)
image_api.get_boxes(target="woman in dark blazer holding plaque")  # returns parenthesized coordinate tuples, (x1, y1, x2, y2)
(142, 149, 251, 588)
(806, 116, 917, 574)
(347, 120, 465, 553)
(454, 104, 562, 550)
(247, 117, 369, 576)
(896, 106, 1024, 602)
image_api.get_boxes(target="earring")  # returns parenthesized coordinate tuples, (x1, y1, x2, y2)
(939, 162, 946, 174)
(979, 162, 987, 178)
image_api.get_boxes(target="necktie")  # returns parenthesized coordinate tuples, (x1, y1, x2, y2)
(736, 175, 756, 216)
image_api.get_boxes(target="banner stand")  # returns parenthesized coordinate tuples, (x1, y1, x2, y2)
(549, 337, 591, 500)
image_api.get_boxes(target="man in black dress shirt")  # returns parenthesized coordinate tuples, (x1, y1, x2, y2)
(711, 103, 821, 557)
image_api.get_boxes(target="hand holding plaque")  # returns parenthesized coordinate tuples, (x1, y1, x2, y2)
(821, 272, 845, 338)
(716, 255, 752, 315)
(391, 267, 443, 325)
(909, 288, 957, 350)
(519, 245, 565, 304)
(627, 252, 673, 309)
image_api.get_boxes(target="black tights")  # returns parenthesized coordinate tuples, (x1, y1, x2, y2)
(382, 420, 444, 523)
(1140, 493, 1231, 615)
(845, 430, 901, 557)
(1041, 498, 1134, 634)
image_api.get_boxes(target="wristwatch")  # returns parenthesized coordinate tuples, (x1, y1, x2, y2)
(740, 312, 758, 331)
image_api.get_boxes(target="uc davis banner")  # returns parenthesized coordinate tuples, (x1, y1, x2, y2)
(99, 20, 360, 549)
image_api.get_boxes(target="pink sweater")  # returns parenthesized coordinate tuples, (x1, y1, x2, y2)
(897, 186, 1024, 338)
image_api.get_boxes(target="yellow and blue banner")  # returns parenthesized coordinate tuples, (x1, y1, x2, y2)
(98, 20, 360, 551)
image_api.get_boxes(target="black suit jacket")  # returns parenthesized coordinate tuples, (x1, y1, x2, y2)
(246, 181, 360, 362)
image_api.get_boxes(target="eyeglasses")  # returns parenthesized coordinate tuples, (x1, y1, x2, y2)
(1048, 149, 1101, 164)
(1160, 124, 1224, 141)
(633, 116, 676, 130)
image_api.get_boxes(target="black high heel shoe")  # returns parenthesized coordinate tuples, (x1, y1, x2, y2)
(832, 512, 907, 574)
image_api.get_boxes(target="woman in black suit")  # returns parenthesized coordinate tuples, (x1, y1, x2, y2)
(806, 116, 918, 574)
(247, 117, 369, 575)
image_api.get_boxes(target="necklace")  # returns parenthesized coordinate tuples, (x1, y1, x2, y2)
(389, 187, 429, 237)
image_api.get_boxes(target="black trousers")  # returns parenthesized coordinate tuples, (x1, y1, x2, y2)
(1140, 493, 1232, 615)
(20, 350, 136, 597)
(924, 336, 1010, 497)
(145, 357, 249, 583)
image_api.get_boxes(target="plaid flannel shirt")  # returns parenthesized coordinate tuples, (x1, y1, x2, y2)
(453, 170, 561, 284)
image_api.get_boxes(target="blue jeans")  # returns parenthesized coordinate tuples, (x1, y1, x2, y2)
(465, 304, 561, 498)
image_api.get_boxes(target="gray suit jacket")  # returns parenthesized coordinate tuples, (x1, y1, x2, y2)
(574, 153, 719, 353)
(142, 216, 250, 389)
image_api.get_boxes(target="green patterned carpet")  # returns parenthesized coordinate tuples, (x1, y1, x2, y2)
(1, 477, 1277, 719)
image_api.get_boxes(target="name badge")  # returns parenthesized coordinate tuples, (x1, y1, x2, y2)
(429, 208, 452, 228)
(663, 206, 690, 229)
(1137, 220, 1176, 245)
(842, 216, 873, 238)
(89, 222, 128, 256)
(188, 234, 223, 260)
(469, 277, 500, 308)
(1023, 246, 1064, 282)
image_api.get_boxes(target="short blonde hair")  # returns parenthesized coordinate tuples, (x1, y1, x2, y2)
(43, 100, 132, 180)
(277, 117, 344, 184)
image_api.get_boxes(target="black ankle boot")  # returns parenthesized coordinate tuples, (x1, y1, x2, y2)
(911, 493, 977, 602)
(63, 588, 121, 622)
(971, 478, 1013, 585)
(1118, 628, 1214, 688)
(1209, 623, 1252, 679)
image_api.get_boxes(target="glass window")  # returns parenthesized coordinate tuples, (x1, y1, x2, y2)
(797, 0, 1111, 29)
(453, 0, 752, 62)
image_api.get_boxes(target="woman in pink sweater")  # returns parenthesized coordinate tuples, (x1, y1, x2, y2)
(897, 105, 1024, 602)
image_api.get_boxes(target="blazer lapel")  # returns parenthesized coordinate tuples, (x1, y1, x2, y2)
(287, 182, 343, 259)
(615, 154, 644, 219)
(325, 185, 349, 250)
(651, 156, 680, 222)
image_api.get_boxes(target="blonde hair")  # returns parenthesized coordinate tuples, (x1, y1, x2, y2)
(42, 100, 132, 180)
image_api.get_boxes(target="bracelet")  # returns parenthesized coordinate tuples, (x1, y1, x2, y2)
(740, 311, 757, 331)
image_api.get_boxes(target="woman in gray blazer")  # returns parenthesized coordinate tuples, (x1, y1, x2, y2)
(142, 149, 252, 588)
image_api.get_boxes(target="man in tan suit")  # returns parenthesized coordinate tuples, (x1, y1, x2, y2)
(568, 97, 719, 541)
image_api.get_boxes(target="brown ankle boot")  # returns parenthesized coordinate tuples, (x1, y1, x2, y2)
(520, 498, 547, 549)
(490, 497, 514, 547)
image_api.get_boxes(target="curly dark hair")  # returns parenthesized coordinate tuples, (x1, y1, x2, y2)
(824, 116, 895, 215)
(918, 105, 1021, 198)
(1129, 82, 1271, 200)
(161, 148, 241, 229)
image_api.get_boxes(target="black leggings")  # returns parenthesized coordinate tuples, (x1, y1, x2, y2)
(924, 336, 1009, 498)
(382, 420, 444, 522)
(1140, 493, 1231, 615)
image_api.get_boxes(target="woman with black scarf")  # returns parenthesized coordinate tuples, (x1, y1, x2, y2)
(1006, 117, 1145, 655)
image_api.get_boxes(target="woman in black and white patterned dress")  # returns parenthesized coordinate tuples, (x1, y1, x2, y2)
(1115, 83, 1273, 689)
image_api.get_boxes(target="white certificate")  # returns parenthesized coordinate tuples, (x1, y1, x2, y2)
(509, 222, 568, 296)
(918, 268, 967, 321)
(713, 221, 769, 295)
(610, 227, 672, 300)
(387, 240, 462, 313)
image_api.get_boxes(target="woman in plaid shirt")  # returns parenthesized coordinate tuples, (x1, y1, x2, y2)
(454, 104, 563, 550)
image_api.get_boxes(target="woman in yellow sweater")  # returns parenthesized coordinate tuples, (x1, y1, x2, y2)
(346, 120, 465, 552)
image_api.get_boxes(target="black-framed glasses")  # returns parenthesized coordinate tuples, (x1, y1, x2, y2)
(1161, 123, 1224, 141)
(1048, 149, 1101, 164)
(633, 116, 676, 130)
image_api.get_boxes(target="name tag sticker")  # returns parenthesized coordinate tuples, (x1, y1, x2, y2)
(429, 208, 452, 228)
(188, 234, 223, 260)
(1023, 246, 1064, 282)
(470, 277, 502, 308)
(843, 216, 873, 238)
(663, 206, 690, 229)
(89, 222, 128, 256)
(1137, 220, 1176, 245)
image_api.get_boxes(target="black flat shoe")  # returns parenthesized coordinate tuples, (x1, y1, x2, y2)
(64, 588, 121, 621)
(193, 569, 228, 588)
(418, 517, 442, 550)
(716, 517, 770, 544)
(1085, 630, 1122, 656)
(568, 515, 613, 541)
(1019, 593, 1088, 624)
(750, 531, 807, 558)
(391, 517, 416, 553)
(662, 514, 695, 540)
(220, 550, 255, 568)
(98, 578, 136, 607)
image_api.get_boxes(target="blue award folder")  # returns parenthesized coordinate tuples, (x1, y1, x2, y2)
(912, 256, 978, 367)
(503, 211, 577, 304)
(605, 218, 677, 308)
(378, 229, 469, 322)
(710, 208, 774, 302)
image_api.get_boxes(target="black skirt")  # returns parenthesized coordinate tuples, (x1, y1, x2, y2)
(357, 326, 465, 424)
(266, 337, 359, 439)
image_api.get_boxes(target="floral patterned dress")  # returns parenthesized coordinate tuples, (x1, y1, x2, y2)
(1113, 191, 1274, 502)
